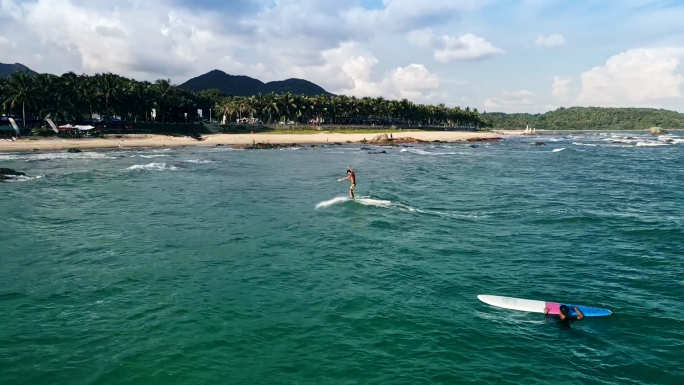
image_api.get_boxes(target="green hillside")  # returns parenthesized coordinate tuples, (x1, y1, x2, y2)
(482, 107, 684, 130)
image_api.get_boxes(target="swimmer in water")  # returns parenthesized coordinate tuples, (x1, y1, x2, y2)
(545, 304, 584, 324)
(338, 166, 356, 199)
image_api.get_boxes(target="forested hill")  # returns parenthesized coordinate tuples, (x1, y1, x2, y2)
(481, 107, 684, 130)
(0, 63, 38, 78)
(179, 70, 333, 97)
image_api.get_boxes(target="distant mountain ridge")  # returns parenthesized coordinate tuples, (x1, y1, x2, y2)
(179, 69, 334, 97)
(0, 62, 38, 78)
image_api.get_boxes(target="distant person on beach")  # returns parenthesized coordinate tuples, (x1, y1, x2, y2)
(545, 305, 584, 323)
(338, 167, 356, 199)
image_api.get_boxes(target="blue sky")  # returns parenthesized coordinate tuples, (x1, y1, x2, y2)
(1, 0, 683, 112)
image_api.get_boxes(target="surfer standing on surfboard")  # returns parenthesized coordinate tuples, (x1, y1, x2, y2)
(338, 167, 356, 199)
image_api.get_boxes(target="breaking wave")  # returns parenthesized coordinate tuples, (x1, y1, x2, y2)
(0, 151, 117, 161)
(400, 148, 458, 156)
(183, 159, 212, 164)
(2, 175, 44, 182)
(126, 163, 178, 171)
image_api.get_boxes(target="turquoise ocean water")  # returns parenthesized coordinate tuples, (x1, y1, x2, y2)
(1, 132, 683, 384)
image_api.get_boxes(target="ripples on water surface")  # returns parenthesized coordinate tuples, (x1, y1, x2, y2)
(1, 131, 683, 384)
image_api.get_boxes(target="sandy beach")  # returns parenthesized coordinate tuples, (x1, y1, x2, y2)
(0, 131, 504, 152)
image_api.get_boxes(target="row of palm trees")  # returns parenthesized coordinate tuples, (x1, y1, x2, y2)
(1, 71, 486, 129)
(0, 71, 183, 127)
(215, 93, 484, 128)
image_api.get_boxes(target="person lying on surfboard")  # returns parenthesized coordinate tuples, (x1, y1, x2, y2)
(338, 167, 356, 199)
(544, 305, 584, 322)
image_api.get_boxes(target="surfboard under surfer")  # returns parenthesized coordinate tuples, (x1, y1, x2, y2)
(338, 166, 356, 199)
(545, 304, 584, 324)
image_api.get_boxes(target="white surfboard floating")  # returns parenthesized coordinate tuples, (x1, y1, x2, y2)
(478, 295, 612, 317)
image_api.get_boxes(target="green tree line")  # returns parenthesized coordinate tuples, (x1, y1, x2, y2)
(482, 107, 684, 130)
(0, 71, 486, 129)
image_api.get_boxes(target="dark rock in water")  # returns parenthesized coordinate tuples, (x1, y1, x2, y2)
(33, 148, 39, 151)
(346, 140, 352, 143)
(334, 142, 343, 145)
(467, 137, 503, 142)
(360, 147, 372, 150)
(432, 140, 445, 143)
(1, 168, 26, 179)
(534, 142, 546, 146)
(67, 148, 82, 153)
(368, 150, 387, 154)
(310, 145, 316, 147)
(469, 145, 478, 148)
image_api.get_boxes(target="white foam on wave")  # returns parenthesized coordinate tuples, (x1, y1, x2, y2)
(572, 142, 597, 147)
(658, 135, 684, 144)
(126, 162, 178, 171)
(138, 154, 169, 158)
(636, 141, 669, 147)
(315, 196, 392, 210)
(183, 159, 212, 164)
(401, 148, 457, 156)
(316, 196, 349, 209)
(0, 151, 116, 161)
(356, 198, 392, 207)
(394, 203, 485, 219)
(2, 175, 44, 182)
(552, 148, 565, 152)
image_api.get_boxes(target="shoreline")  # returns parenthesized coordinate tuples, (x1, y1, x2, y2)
(0, 131, 503, 153)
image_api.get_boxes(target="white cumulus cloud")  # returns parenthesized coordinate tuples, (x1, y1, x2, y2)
(577, 48, 684, 105)
(552, 76, 571, 98)
(408, 29, 504, 62)
(535, 34, 565, 48)
(483, 90, 556, 113)
(273, 42, 442, 103)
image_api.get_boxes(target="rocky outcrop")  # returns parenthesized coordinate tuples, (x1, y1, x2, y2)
(1, 168, 26, 180)
(534, 142, 546, 146)
(370, 133, 390, 143)
(67, 148, 82, 153)
(392, 137, 425, 144)
(467, 137, 504, 142)
(649, 127, 667, 134)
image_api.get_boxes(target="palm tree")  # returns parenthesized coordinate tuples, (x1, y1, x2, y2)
(262, 94, 279, 123)
(94, 73, 122, 119)
(278, 92, 298, 123)
(129, 81, 152, 122)
(154, 79, 176, 127)
(3, 71, 39, 127)
(217, 98, 237, 123)
(0, 77, 7, 115)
